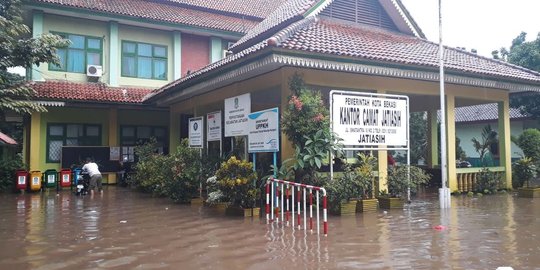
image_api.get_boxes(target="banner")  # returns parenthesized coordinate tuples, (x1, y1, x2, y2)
(207, 111, 222, 142)
(248, 108, 279, 153)
(224, 93, 251, 137)
(331, 92, 408, 147)
(188, 117, 204, 148)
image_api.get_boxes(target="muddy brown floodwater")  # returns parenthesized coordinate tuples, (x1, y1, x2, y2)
(1, 186, 539, 270)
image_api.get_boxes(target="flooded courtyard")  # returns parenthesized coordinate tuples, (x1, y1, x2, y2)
(1, 187, 539, 270)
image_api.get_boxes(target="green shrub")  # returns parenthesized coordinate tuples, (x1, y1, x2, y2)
(0, 154, 24, 192)
(387, 165, 431, 198)
(474, 167, 502, 194)
(132, 139, 201, 202)
(214, 156, 259, 208)
(512, 157, 537, 188)
(513, 129, 540, 164)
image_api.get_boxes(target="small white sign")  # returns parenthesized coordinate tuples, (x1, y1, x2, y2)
(62, 174, 70, 183)
(33, 177, 39, 185)
(188, 117, 204, 148)
(47, 175, 55, 184)
(224, 93, 251, 137)
(331, 91, 408, 147)
(248, 108, 279, 153)
(18, 176, 25, 185)
(207, 111, 222, 142)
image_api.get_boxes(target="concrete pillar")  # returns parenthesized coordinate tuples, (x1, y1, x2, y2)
(29, 112, 42, 171)
(445, 95, 457, 191)
(498, 100, 512, 188)
(108, 21, 119, 86)
(377, 90, 388, 194)
(169, 109, 180, 151)
(32, 11, 44, 81)
(108, 108, 118, 184)
(427, 110, 439, 168)
(210, 37, 223, 63)
(173, 31, 182, 80)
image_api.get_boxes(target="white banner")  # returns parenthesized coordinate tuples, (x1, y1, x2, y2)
(207, 111, 222, 142)
(248, 108, 279, 153)
(331, 92, 408, 147)
(188, 117, 204, 148)
(224, 93, 251, 137)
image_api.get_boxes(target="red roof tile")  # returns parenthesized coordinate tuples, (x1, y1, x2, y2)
(0, 132, 17, 145)
(279, 19, 540, 83)
(32, 0, 259, 33)
(32, 81, 153, 104)
(149, 17, 540, 102)
(162, 0, 289, 19)
(230, 0, 319, 52)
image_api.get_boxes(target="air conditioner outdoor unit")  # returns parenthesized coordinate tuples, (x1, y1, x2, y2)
(86, 65, 103, 77)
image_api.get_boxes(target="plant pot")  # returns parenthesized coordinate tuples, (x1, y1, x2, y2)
(517, 187, 540, 198)
(331, 200, 357, 216)
(190, 197, 204, 206)
(377, 197, 404, 209)
(357, 199, 378, 212)
(225, 206, 260, 217)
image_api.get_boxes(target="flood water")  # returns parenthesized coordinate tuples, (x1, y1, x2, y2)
(1, 187, 539, 270)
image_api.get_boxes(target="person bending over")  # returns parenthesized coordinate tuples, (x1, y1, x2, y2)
(82, 157, 103, 196)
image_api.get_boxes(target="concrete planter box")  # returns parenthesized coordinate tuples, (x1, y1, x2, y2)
(208, 202, 229, 214)
(190, 197, 204, 205)
(378, 197, 404, 209)
(357, 199, 378, 212)
(518, 187, 540, 198)
(331, 200, 357, 216)
(225, 206, 260, 217)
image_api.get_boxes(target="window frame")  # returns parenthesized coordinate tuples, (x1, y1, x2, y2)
(121, 40, 168, 80)
(46, 123, 102, 163)
(48, 32, 103, 73)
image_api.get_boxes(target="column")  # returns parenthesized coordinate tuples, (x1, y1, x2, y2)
(427, 110, 439, 168)
(108, 108, 118, 184)
(108, 21, 119, 86)
(32, 11, 43, 81)
(173, 31, 182, 80)
(377, 90, 388, 194)
(446, 95, 457, 191)
(29, 113, 42, 171)
(169, 109, 180, 151)
(280, 70, 294, 163)
(498, 100, 512, 188)
(209, 37, 223, 64)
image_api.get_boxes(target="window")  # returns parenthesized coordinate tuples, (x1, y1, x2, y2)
(120, 125, 167, 161)
(121, 41, 167, 80)
(47, 124, 101, 163)
(49, 33, 102, 73)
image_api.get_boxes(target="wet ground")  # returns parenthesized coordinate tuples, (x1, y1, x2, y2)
(1, 187, 539, 270)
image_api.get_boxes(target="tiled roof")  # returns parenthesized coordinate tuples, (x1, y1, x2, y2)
(32, 81, 153, 104)
(162, 0, 289, 19)
(230, 0, 320, 52)
(278, 18, 540, 83)
(149, 17, 540, 102)
(454, 103, 529, 123)
(0, 132, 17, 145)
(31, 0, 259, 33)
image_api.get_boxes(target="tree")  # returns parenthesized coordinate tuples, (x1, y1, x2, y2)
(493, 32, 540, 118)
(409, 112, 427, 164)
(0, 0, 68, 118)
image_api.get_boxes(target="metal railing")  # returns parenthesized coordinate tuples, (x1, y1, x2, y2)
(266, 177, 328, 236)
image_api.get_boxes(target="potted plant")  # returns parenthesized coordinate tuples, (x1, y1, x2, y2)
(326, 170, 357, 215)
(514, 157, 540, 198)
(213, 156, 260, 217)
(379, 165, 431, 209)
(354, 153, 378, 212)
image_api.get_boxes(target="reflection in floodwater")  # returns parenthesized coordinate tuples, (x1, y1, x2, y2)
(0, 187, 539, 269)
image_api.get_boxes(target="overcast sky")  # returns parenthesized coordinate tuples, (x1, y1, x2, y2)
(400, 0, 540, 57)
